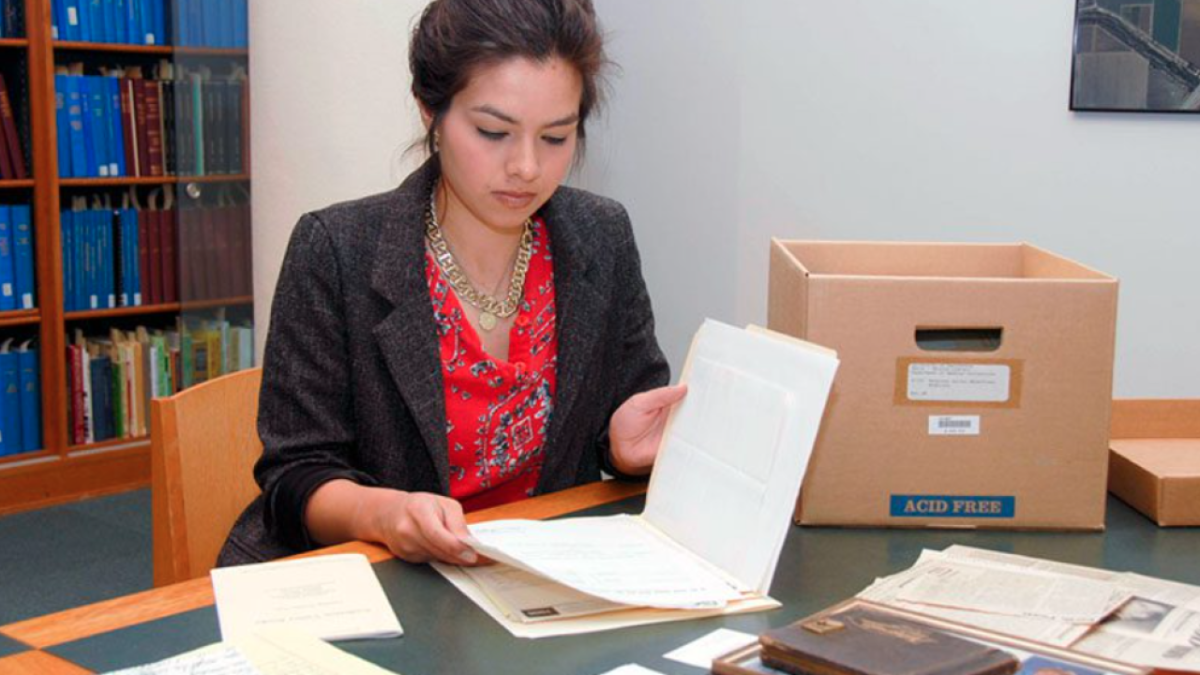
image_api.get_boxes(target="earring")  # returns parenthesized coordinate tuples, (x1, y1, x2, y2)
(433, 131, 441, 153)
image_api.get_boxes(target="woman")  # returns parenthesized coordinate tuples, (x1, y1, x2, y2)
(219, 0, 681, 567)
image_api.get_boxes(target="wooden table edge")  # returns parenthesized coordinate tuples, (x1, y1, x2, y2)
(0, 480, 646, 650)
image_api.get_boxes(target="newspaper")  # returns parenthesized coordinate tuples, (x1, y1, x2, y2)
(858, 545, 1200, 672)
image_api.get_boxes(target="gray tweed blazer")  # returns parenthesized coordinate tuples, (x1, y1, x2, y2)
(218, 160, 669, 565)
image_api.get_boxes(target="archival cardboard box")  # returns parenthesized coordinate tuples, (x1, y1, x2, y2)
(768, 241, 1119, 529)
(1109, 399, 1200, 527)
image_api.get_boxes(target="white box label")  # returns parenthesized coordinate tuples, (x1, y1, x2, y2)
(908, 363, 1010, 403)
(929, 415, 981, 436)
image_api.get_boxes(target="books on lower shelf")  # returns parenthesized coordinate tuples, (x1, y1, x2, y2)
(60, 196, 251, 311)
(0, 203, 36, 310)
(55, 62, 246, 179)
(0, 338, 41, 457)
(66, 316, 253, 446)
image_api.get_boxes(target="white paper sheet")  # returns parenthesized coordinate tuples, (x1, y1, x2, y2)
(466, 516, 743, 609)
(662, 628, 758, 668)
(432, 562, 781, 639)
(643, 321, 839, 594)
(895, 560, 1120, 622)
(595, 666, 666, 675)
(445, 320, 835, 633)
(101, 629, 399, 675)
(210, 554, 403, 642)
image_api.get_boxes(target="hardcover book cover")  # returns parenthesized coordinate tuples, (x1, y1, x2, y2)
(760, 606, 1019, 675)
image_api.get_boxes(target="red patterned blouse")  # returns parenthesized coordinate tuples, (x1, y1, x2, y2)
(425, 217, 558, 513)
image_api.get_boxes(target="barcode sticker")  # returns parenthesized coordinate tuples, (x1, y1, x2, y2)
(929, 415, 981, 436)
(68, 7, 78, 25)
(908, 363, 1010, 403)
(1, 283, 11, 296)
(21, 294, 32, 308)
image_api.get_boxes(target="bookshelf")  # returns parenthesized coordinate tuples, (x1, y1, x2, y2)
(0, 0, 254, 515)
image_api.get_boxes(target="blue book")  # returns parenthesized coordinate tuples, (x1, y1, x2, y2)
(107, 77, 126, 177)
(65, 76, 87, 178)
(215, 0, 230, 48)
(87, 209, 99, 309)
(0, 346, 19, 457)
(123, 208, 140, 306)
(97, 209, 110, 309)
(0, 206, 15, 311)
(149, 0, 164, 45)
(51, 0, 63, 39)
(55, 74, 70, 176)
(76, 0, 90, 41)
(63, 0, 81, 41)
(17, 344, 40, 453)
(136, 0, 150, 45)
(189, 0, 202, 46)
(113, 0, 128, 43)
(87, 77, 111, 177)
(102, 0, 118, 43)
(202, 0, 219, 47)
(12, 205, 34, 309)
(88, 0, 104, 42)
(125, 0, 137, 46)
(76, 76, 97, 177)
(234, 0, 247, 47)
(60, 209, 73, 311)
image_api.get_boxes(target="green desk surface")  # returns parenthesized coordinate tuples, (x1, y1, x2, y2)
(46, 495, 1200, 675)
(0, 634, 28, 660)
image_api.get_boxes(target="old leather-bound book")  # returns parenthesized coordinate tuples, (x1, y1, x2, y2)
(760, 606, 1019, 675)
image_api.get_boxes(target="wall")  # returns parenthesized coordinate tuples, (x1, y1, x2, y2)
(584, 0, 1200, 397)
(249, 1, 428, 357)
(250, 1, 1200, 397)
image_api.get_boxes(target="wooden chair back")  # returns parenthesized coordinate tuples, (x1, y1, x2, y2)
(151, 367, 264, 586)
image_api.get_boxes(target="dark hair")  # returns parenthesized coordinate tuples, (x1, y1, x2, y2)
(409, 0, 609, 160)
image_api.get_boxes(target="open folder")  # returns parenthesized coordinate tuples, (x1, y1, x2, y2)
(434, 319, 839, 637)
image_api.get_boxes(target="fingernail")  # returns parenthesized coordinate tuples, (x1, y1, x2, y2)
(460, 550, 478, 564)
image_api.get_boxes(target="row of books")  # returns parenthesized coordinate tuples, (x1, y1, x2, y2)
(0, 339, 41, 457)
(61, 200, 251, 311)
(0, 0, 23, 38)
(0, 203, 35, 311)
(55, 66, 246, 178)
(50, 0, 246, 48)
(50, 0, 168, 46)
(66, 319, 253, 445)
(0, 72, 29, 180)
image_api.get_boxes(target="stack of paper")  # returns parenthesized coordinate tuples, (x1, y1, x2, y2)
(436, 319, 840, 638)
(210, 554, 403, 642)
(858, 545, 1200, 672)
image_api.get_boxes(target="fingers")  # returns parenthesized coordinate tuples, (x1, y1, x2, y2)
(629, 384, 688, 413)
(411, 496, 479, 565)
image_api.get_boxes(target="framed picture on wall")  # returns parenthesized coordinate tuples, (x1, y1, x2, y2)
(1070, 0, 1200, 112)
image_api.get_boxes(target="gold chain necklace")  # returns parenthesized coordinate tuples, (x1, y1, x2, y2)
(425, 187, 533, 332)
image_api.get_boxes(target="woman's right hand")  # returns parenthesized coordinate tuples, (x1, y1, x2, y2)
(306, 480, 481, 566)
(369, 490, 481, 566)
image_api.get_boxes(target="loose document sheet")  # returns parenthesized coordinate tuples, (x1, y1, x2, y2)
(858, 545, 1200, 672)
(101, 628, 399, 674)
(443, 319, 839, 636)
(211, 554, 403, 642)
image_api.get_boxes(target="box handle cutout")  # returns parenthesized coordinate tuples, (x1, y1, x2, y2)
(915, 328, 1003, 352)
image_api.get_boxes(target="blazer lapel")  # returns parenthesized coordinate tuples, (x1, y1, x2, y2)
(370, 161, 452, 492)
(538, 192, 604, 491)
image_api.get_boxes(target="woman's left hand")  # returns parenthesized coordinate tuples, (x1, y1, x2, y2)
(608, 384, 688, 476)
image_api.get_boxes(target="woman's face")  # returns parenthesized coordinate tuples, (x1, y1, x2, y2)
(432, 56, 583, 234)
